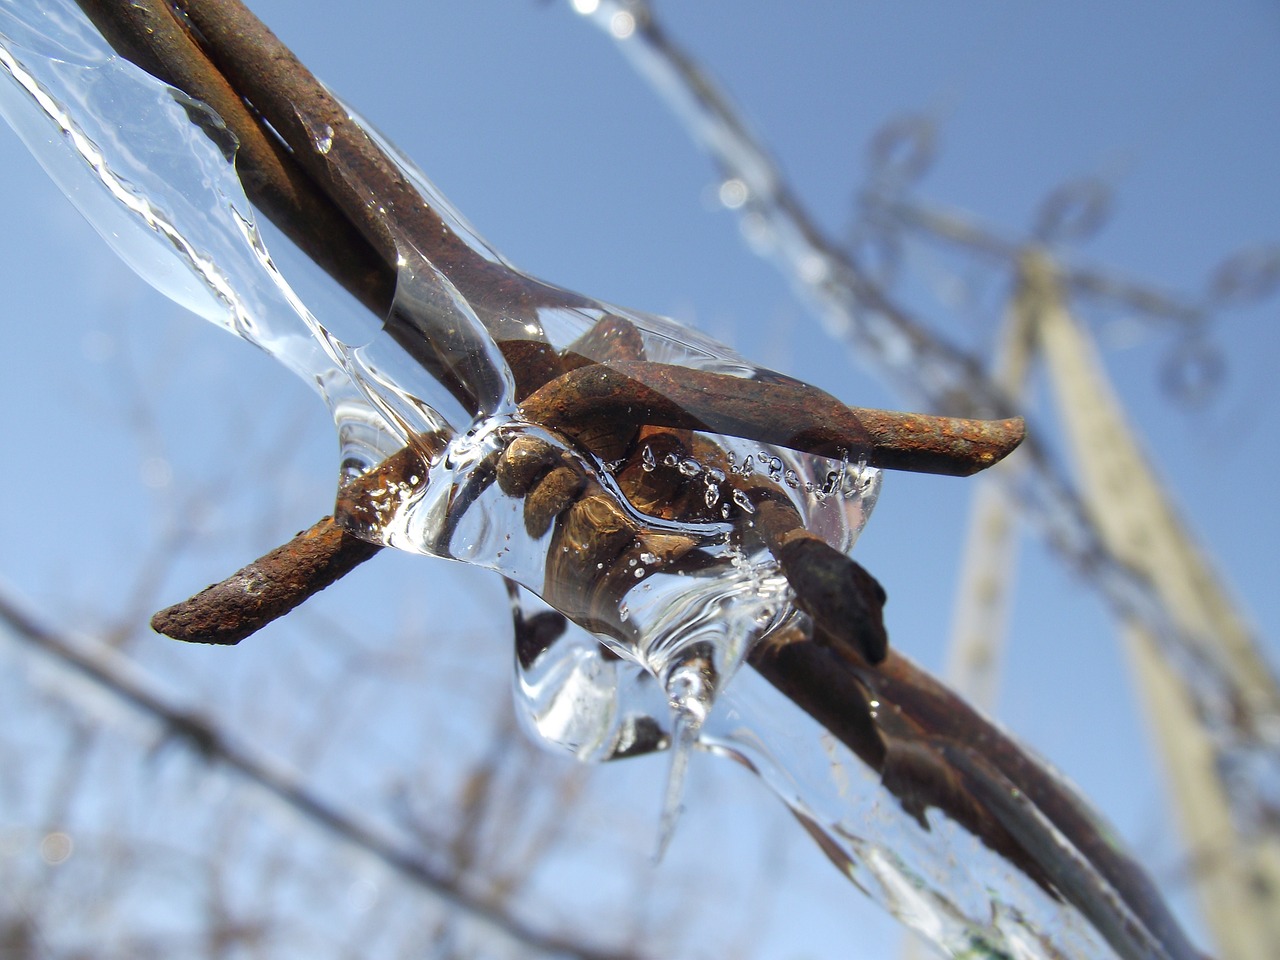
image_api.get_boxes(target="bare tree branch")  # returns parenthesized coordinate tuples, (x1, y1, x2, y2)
(0, 586, 640, 960)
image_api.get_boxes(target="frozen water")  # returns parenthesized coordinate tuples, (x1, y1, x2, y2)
(578, 0, 1280, 880)
(0, 3, 1205, 957)
(0, 0, 879, 830)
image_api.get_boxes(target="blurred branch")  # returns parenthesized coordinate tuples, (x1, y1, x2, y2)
(0, 585, 638, 960)
(879, 197, 1206, 327)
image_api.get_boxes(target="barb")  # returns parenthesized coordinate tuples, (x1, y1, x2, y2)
(152, 361, 1020, 644)
(152, 438, 447, 644)
(519, 360, 1024, 477)
(150, 516, 381, 645)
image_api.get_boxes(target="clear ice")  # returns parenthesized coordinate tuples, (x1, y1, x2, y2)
(0, 3, 1204, 957)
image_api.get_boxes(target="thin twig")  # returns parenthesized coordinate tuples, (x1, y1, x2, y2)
(0, 587, 640, 960)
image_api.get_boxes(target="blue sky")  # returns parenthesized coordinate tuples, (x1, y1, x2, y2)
(2, 2, 1278, 957)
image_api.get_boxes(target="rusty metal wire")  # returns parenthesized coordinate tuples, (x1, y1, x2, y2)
(573, 0, 1279, 850)
(56, 2, 1203, 957)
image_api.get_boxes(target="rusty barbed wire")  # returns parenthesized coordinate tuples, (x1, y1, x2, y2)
(50, 2, 1205, 956)
(573, 0, 1280, 861)
(79, 0, 1027, 650)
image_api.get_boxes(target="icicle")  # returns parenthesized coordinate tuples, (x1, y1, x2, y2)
(653, 653, 714, 861)
(653, 707, 696, 863)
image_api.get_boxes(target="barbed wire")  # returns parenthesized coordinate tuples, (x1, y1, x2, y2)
(571, 0, 1280, 837)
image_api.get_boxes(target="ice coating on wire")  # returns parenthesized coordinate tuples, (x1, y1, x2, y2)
(0, 0, 407, 469)
(574, 0, 1280, 863)
(0, 4, 1198, 958)
(0, 0, 879, 812)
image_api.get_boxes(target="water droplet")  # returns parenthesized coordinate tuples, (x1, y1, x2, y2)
(704, 483, 720, 508)
(313, 123, 334, 155)
(678, 458, 702, 477)
(785, 469, 800, 489)
(40, 831, 73, 865)
(663, 452, 679, 468)
(641, 444, 656, 472)
(718, 178, 749, 209)
(732, 489, 755, 513)
(844, 457, 871, 499)
(797, 252, 830, 284)
(610, 10, 636, 39)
